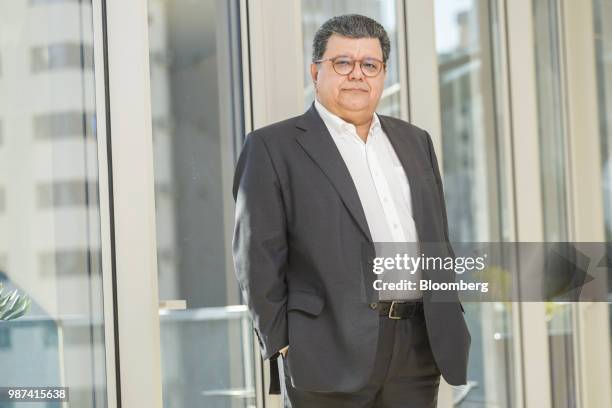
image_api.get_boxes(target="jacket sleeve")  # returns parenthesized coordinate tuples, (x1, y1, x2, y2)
(232, 132, 288, 360)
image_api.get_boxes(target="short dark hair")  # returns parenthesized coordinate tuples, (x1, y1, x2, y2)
(312, 14, 391, 63)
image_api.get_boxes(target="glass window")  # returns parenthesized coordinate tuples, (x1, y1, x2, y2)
(594, 0, 612, 241)
(36, 181, 99, 208)
(533, 1, 576, 406)
(301, 0, 403, 118)
(31, 43, 94, 73)
(0, 326, 11, 348)
(38, 250, 101, 277)
(434, 1, 516, 406)
(533, 0, 569, 243)
(593, 0, 612, 393)
(146, 0, 255, 406)
(33, 112, 96, 140)
(0, 1, 108, 407)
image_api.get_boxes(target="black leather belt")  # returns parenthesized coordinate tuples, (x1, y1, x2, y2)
(374, 300, 424, 319)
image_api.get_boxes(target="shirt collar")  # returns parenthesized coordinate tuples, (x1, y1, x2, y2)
(314, 98, 381, 140)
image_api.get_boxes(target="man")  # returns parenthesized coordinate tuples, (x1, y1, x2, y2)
(233, 14, 470, 408)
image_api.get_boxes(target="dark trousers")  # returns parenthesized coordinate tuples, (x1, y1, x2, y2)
(278, 309, 441, 408)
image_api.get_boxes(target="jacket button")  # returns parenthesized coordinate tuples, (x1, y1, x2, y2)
(369, 302, 378, 310)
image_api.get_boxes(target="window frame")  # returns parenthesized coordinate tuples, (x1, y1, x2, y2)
(98, 0, 612, 407)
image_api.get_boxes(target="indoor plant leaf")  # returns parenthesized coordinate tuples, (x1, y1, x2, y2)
(0, 286, 31, 321)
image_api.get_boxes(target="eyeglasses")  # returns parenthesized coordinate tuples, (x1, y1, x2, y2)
(314, 56, 385, 77)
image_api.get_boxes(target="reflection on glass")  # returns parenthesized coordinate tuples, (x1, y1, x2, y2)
(592, 0, 612, 394)
(533, 0, 569, 243)
(594, 2, 612, 240)
(533, 1, 576, 406)
(301, 0, 402, 117)
(147, 0, 255, 407)
(0, 1, 107, 407)
(434, 0, 515, 407)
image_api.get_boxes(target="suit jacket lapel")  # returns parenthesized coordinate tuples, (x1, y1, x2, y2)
(295, 104, 373, 243)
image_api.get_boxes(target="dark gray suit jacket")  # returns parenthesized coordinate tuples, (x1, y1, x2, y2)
(232, 103, 470, 394)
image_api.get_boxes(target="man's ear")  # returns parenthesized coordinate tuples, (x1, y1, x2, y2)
(310, 63, 319, 84)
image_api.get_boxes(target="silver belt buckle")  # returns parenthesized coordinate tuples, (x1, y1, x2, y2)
(388, 300, 406, 319)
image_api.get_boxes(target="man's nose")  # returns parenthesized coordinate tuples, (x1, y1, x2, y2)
(348, 61, 365, 80)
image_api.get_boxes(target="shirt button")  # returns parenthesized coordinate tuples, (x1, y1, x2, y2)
(369, 302, 378, 310)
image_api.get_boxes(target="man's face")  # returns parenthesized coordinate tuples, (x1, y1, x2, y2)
(310, 34, 386, 121)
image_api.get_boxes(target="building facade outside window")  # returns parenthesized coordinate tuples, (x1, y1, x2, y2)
(0, 1, 108, 406)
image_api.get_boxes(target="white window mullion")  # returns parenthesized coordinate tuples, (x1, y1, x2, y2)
(560, 1, 611, 407)
(104, 0, 163, 407)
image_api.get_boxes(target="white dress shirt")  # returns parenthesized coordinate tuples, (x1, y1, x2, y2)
(314, 99, 422, 300)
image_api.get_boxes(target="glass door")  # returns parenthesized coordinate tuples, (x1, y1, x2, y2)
(0, 0, 115, 406)
(432, 1, 517, 406)
(145, 0, 256, 407)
